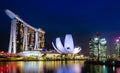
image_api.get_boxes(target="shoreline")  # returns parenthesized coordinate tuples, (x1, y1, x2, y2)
(0, 57, 87, 61)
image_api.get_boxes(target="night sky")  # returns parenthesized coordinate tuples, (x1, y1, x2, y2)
(0, 0, 120, 55)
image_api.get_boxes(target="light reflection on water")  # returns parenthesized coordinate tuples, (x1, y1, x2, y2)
(0, 61, 120, 73)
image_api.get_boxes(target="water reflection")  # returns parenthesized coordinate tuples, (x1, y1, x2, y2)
(0, 61, 120, 73)
(55, 63, 82, 73)
(83, 63, 120, 73)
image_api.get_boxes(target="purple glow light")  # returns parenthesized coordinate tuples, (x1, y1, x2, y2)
(116, 39, 119, 42)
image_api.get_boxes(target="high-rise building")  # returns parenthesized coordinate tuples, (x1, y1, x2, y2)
(89, 33, 107, 61)
(5, 9, 45, 54)
(115, 37, 120, 57)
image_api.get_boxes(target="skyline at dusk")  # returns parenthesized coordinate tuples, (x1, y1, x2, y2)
(1, 0, 120, 55)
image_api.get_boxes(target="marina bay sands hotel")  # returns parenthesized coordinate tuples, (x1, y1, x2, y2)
(4, 9, 83, 58)
(5, 9, 45, 54)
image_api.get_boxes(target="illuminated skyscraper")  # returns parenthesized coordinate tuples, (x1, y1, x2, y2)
(5, 9, 45, 54)
(115, 37, 120, 57)
(89, 33, 107, 60)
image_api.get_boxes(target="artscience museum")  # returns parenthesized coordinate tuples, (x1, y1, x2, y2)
(52, 34, 81, 54)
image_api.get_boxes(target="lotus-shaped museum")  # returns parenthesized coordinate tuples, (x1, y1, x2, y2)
(52, 34, 81, 54)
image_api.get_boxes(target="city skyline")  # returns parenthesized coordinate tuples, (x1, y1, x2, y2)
(1, 0, 120, 55)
